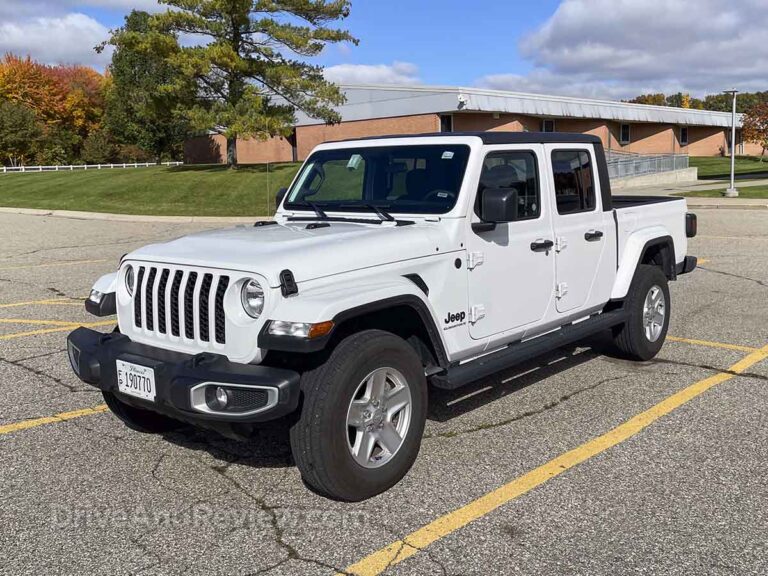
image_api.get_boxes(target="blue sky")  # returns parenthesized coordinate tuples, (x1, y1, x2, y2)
(0, 0, 765, 99)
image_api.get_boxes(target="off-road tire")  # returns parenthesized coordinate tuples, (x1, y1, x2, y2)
(289, 329, 427, 501)
(612, 264, 671, 361)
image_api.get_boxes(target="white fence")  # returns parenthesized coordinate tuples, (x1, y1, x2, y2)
(606, 154, 689, 180)
(1, 161, 183, 174)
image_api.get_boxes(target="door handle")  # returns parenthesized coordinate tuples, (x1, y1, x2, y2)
(584, 230, 604, 242)
(530, 239, 554, 252)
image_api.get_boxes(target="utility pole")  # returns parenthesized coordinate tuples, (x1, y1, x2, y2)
(723, 89, 739, 198)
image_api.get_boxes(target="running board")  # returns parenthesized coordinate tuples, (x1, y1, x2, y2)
(430, 308, 627, 390)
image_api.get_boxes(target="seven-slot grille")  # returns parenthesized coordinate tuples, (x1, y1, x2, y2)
(133, 266, 230, 344)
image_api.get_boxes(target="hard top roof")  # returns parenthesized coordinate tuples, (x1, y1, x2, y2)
(326, 131, 603, 146)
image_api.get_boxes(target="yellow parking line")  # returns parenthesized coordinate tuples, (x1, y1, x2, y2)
(0, 405, 108, 436)
(340, 344, 768, 576)
(0, 258, 108, 271)
(667, 336, 758, 353)
(697, 258, 710, 265)
(0, 298, 83, 309)
(0, 318, 81, 327)
(0, 319, 114, 341)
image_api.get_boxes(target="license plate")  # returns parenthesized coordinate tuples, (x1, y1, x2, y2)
(116, 360, 156, 402)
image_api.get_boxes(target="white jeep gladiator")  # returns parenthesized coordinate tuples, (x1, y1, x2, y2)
(68, 132, 697, 501)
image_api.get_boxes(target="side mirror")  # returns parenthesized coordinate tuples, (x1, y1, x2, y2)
(275, 187, 288, 207)
(481, 187, 518, 223)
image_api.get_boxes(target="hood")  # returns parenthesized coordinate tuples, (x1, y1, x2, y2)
(126, 220, 444, 286)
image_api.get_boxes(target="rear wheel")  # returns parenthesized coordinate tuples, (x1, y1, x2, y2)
(290, 330, 427, 501)
(102, 391, 183, 434)
(612, 264, 670, 361)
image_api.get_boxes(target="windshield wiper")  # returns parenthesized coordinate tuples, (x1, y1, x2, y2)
(339, 203, 395, 222)
(295, 201, 328, 219)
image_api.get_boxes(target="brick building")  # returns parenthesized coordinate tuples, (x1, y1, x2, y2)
(185, 85, 757, 164)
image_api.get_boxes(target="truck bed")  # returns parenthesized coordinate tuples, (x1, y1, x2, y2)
(612, 195, 684, 209)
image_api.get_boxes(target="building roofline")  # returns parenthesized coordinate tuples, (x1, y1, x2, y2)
(293, 84, 741, 129)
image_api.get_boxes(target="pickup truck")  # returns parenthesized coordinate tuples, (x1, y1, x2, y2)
(67, 132, 697, 501)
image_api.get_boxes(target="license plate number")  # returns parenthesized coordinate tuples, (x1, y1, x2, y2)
(116, 360, 156, 402)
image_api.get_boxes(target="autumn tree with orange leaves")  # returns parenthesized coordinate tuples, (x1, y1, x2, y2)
(0, 54, 116, 165)
(742, 103, 768, 161)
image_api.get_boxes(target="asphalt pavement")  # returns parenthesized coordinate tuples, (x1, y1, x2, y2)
(0, 209, 766, 575)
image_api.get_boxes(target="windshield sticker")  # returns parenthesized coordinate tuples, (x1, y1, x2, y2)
(346, 154, 363, 170)
(437, 192, 449, 198)
(441, 151, 455, 160)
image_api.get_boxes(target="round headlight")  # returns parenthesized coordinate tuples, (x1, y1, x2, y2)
(240, 279, 264, 318)
(125, 265, 135, 296)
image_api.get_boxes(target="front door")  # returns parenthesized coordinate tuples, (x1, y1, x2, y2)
(467, 145, 556, 340)
(546, 146, 608, 313)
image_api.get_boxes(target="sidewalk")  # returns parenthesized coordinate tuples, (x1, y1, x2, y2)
(619, 177, 768, 209)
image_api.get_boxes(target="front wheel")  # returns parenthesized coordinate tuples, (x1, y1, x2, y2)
(289, 330, 427, 501)
(612, 264, 671, 361)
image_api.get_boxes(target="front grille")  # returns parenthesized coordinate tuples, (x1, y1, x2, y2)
(133, 266, 229, 344)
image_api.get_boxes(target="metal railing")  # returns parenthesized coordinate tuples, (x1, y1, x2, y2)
(1, 161, 183, 174)
(607, 154, 689, 180)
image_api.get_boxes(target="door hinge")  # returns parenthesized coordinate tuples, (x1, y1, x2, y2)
(469, 304, 486, 324)
(467, 251, 484, 270)
(555, 282, 569, 299)
(555, 236, 568, 252)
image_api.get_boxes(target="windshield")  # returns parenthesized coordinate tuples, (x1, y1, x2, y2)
(284, 144, 471, 215)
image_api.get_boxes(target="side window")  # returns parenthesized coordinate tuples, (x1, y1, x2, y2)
(551, 150, 596, 215)
(476, 150, 540, 220)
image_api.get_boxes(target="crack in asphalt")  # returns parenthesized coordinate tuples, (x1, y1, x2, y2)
(651, 357, 768, 382)
(0, 355, 79, 392)
(699, 265, 767, 289)
(0, 234, 178, 261)
(424, 375, 628, 439)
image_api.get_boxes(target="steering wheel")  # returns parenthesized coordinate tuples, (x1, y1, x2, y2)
(424, 189, 456, 202)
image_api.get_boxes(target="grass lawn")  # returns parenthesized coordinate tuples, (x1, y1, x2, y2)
(690, 155, 768, 179)
(682, 185, 768, 198)
(0, 163, 302, 216)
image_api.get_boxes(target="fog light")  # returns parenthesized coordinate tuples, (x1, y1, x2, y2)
(206, 386, 231, 410)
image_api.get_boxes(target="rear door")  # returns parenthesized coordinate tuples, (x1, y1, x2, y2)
(545, 145, 610, 313)
(466, 145, 556, 340)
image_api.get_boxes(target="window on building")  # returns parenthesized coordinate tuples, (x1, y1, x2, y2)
(551, 150, 596, 215)
(440, 115, 453, 133)
(680, 126, 689, 146)
(542, 119, 556, 133)
(620, 124, 631, 145)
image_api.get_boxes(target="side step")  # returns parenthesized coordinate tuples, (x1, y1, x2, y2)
(430, 308, 626, 390)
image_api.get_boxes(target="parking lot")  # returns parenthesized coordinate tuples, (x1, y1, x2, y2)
(0, 209, 766, 575)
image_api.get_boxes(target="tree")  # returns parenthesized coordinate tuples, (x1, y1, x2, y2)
(742, 103, 768, 161)
(102, 10, 192, 163)
(81, 129, 118, 164)
(0, 55, 68, 126)
(121, 0, 357, 167)
(626, 93, 666, 106)
(0, 100, 41, 166)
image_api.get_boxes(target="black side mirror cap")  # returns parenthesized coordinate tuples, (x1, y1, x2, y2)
(480, 187, 518, 224)
(275, 187, 288, 208)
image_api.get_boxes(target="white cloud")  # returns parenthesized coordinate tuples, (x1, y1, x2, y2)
(478, 0, 768, 99)
(324, 61, 420, 85)
(0, 13, 112, 69)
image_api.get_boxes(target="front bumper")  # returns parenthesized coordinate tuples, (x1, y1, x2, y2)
(67, 327, 301, 427)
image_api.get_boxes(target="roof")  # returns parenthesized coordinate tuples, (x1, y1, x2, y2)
(328, 131, 603, 146)
(293, 84, 740, 129)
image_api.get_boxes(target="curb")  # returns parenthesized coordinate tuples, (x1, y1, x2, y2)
(0, 206, 272, 223)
